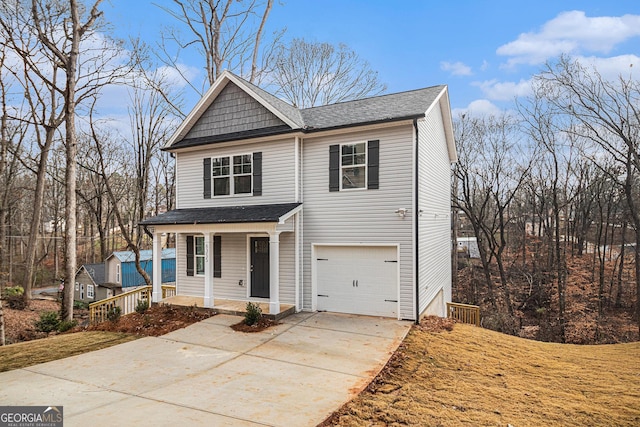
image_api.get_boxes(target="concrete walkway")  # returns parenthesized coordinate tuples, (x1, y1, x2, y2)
(0, 312, 410, 426)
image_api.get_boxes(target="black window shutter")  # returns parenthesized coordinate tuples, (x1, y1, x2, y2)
(203, 158, 211, 199)
(213, 235, 221, 278)
(367, 140, 380, 190)
(329, 144, 340, 192)
(186, 235, 194, 276)
(253, 152, 262, 196)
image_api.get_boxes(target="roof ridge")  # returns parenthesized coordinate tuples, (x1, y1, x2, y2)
(301, 85, 446, 112)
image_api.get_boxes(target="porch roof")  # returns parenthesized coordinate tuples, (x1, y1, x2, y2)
(140, 202, 302, 226)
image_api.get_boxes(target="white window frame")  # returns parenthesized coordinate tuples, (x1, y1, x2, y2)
(211, 153, 252, 196)
(340, 142, 367, 190)
(87, 284, 95, 299)
(116, 264, 121, 283)
(195, 236, 205, 276)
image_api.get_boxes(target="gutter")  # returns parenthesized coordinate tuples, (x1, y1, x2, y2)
(414, 118, 420, 325)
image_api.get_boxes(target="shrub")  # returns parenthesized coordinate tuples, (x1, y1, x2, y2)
(2, 286, 27, 310)
(244, 301, 262, 326)
(73, 300, 89, 310)
(58, 319, 78, 333)
(35, 311, 60, 333)
(135, 299, 149, 314)
(107, 306, 122, 323)
(2, 285, 24, 298)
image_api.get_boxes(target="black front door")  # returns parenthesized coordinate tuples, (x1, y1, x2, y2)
(250, 237, 270, 298)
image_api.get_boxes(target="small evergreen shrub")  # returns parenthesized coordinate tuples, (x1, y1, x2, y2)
(135, 299, 149, 314)
(2, 286, 27, 310)
(2, 285, 24, 297)
(107, 306, 122, 323)
(244, 302, 262, 326)
(73, 300, 89, 310)
(58, 319, 78, 332)
(35, 311, 60, 333)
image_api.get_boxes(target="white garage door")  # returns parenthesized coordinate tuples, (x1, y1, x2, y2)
(316, 245, 398, 317)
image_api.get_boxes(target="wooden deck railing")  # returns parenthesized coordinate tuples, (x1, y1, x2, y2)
(161, 284, 176, 299)
(89, 286, 152, 324)
(89, 284, 178, 324)
(447, 302, 480, 326)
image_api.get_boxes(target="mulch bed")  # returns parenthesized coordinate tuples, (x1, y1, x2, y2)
(81, 304, 215, 336)
(230, 317, 279, 332)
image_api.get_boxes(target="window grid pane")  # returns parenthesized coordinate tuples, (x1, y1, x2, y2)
(340, 143, 367, 189)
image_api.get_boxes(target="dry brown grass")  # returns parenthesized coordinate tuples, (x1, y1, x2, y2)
(324, 319, 640, 426)
(0, 332, 137, 372)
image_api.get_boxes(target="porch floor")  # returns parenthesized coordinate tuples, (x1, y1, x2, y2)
(161, 295, 296, 321)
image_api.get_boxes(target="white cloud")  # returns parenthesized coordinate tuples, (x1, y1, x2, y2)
(473, 79, 532, 101)
(497, 11, 640, 66)
(440, 61, 473, 76)
(573, 54, 640, 80)
(453, 99, 503, 117)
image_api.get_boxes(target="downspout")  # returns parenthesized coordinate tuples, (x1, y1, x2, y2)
(414, 119, 420, 325)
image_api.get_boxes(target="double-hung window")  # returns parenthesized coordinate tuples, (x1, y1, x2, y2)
(341, 143, 367, 189)
(210, 154, 252, 196)
(87, 284, 95, 299)
(329, 140, 379, 192)
(187, 235, 222, 278)
(195, 236, 205, 275)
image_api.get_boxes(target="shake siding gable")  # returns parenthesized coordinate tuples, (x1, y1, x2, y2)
(176, 139, 296, 208)
(417, 102, 452, 316)
(302, 125, 415, 319)
(185, 82, 286, 139)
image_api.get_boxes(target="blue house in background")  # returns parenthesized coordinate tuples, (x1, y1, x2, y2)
(105, 248, 176, 288)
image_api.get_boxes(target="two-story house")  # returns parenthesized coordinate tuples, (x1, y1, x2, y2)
(141, 71, 456, 321)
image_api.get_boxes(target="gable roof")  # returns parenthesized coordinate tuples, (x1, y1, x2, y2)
(77, 263, 106, 285)
(107, 248, 176, 263)
(139, 203, 302, 226)
(165, 70, 449, 151)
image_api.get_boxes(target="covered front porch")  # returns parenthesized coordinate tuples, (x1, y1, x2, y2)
(140, 203, 302, 317)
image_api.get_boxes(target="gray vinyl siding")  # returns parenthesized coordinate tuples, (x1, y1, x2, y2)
(175, 232, 296, 303)
(301, 125, 415, 319)
(176, 233, 202, 297)
(279, 232, 295, 305)
(185, 82, 286, 139)
(176, 138, 296, 208)
(417, 102, 452, 317)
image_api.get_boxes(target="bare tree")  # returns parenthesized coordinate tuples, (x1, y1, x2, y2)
(265, 38, 387, 108)
(158, 0, 277, 94)
(453, 113, 533, 327)
(537, 55, 640, 333)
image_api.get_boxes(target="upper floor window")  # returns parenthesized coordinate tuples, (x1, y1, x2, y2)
(329, 140, 379, 192)
(204, 152, 262, 198)
(341, 143, 366, 189)
(87, 284, 95, 299)
(116, 264, 121, 283)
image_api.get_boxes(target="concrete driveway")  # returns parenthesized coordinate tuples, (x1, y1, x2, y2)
(0, 312, 410, 426)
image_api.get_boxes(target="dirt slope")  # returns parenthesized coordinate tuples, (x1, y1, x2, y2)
(323, 318, 640, 427)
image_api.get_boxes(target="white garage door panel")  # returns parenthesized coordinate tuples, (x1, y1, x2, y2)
(316, 246, 398, 317)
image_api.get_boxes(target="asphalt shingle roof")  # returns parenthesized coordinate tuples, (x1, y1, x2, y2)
(168, 72, 446, 149)
(139, 203, 302, 226)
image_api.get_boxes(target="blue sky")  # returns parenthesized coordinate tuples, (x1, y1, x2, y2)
(104, 0, 640, 115)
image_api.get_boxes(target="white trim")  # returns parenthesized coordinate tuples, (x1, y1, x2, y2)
(311, 243, 401, 319)
(423, 86, 457, 163)
(412, 117, 418, 321)
(339, 141, 368, 191)
(87, 284, 95, 299)
(278, 204, 303, 224)
(210, 152, 254, 197)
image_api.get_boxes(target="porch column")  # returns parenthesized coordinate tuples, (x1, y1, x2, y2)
(203, 232, 214, 308)
(269, 231, 281, 314)
(152, 232, 162, 303)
